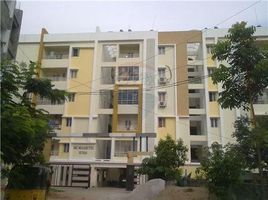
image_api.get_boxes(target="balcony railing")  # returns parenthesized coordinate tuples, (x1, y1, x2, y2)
(44, 76, 67, 81)
(44, 53, 69, 59)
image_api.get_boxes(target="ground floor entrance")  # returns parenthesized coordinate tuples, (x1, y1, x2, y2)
(50, 163, 146, 189)
(50, 164, 91, 187)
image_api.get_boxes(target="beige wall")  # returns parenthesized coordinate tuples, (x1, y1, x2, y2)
(16, 43, 39, 64)
(159, 31, 202, 116)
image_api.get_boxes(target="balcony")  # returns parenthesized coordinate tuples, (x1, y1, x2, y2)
(42, 59, 69, 68)
(37, 104, 64, 114)
(42, 46, 69, 68)
(117, 114, 138, 132)
(36, 98, 64, 114)
(117, 44, 141, 64)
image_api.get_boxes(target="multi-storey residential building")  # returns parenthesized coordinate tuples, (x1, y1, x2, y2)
(1, 0, 23, 60)
(16, 26, 268, 188)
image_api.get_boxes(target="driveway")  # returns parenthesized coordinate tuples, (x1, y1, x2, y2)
(48, 187, 130, 200)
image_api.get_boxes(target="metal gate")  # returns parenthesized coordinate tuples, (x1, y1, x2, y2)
(50, 164, 90, 188)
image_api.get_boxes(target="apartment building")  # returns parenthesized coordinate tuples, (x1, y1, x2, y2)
(1, 0, 23, 60)
(17, 29, 158, 188)
(16, 26, 268, 188)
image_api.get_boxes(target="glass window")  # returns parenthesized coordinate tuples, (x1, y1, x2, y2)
(103, 45, 117, 62)
(118, 90, 138, 104)
(158, 46, 165, 55)
(118, 66, 139, 81)
(66, 118, 72, 127)
(210, 118, 218, 128)
(158, 92, 166, 102)
(72, 48, 79, 57)
(70, 69, 78, 78)
(158, 68, 166, 78)
(68, 93, 75, 102)
(114, 140, 137, 157)
(63, 143, 69, 152)
(158, 117, 166, 127)
(209, 92, 217, 102)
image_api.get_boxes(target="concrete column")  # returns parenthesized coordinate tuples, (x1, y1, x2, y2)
(111, 138, 115, 159)
(90, 166, 97, 187)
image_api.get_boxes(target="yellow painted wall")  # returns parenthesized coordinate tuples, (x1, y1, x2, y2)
(207, 54, 216, 67)
(209, 102, 220, 117)
(157, 117, 176, 140)
(67, 48, 94, 116)
(61, 118, 71, 134)
(208, 77, 218, 91)
(58, 143, 69, 159)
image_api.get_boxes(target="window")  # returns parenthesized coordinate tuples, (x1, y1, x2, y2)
(158, 68, 166, 78)
(118, 66, 139, 81)
(63, 143, 69, 153)
(125, 120, 131, 130)
(206, 45, 214, 54)
(118, 90, 138, 104)
(158, 46, 165, 55)
(209, 92, 217, 102)
(189, 89, 196, 93)
(158, 117, 166, 127)
(191, 145, 202, 163)
(72, 48, 79, 57)
(70, 69, 78, 78)
(103, 45, 117, 62)
(210, 118, 218, 128)
(68, 93, 75, 102)
(208, 67, 215, 76)
(66, 117, 72, 127)
(158, 92, 166, 102)
(114, 140, 137, 157)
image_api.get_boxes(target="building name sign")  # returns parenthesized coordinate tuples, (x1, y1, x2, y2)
(73, 144, 94, 155)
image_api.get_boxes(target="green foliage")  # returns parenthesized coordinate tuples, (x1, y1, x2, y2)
(199, 143, 246, 199)
(233, 116, 268, 175)
(138, 135, 188, 181)
(1, 60, 67, 166)
(211, 21, 268, 110)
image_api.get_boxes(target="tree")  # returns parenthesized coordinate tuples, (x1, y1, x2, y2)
(138, 135, 188, 181)
(211, 21, 268, 117)
(233, 116, 268, 178)
(199, 143, 246, 199)
(1, 60, 67, 166)
(211, 21, 268, 189)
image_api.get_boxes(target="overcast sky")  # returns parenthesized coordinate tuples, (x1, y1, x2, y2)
(19, 0, 268, 34)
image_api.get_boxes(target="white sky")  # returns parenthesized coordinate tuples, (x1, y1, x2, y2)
(19, 0, 268, 34)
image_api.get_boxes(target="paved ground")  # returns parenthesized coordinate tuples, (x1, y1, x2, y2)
(47, 187, 131, 200)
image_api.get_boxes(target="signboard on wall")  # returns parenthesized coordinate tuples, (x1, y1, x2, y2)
(72, 143, 95, 156)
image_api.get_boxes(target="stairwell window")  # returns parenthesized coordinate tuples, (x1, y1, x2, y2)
(210, 118, 218, 128)
(68, 93, 75, 102)
(66, 118, 72, 127)
(158, 117, 166, 128)
(63, 143, 69, 153)
(209, 92, 217, 102)
(70, 69, 78, 78)
(72, 48, 79, 57)
(158, 46, 165, 55)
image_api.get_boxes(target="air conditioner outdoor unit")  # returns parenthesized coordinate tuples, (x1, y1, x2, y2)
(159, 101, 166, 108)
(159, 77, 166, 84)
